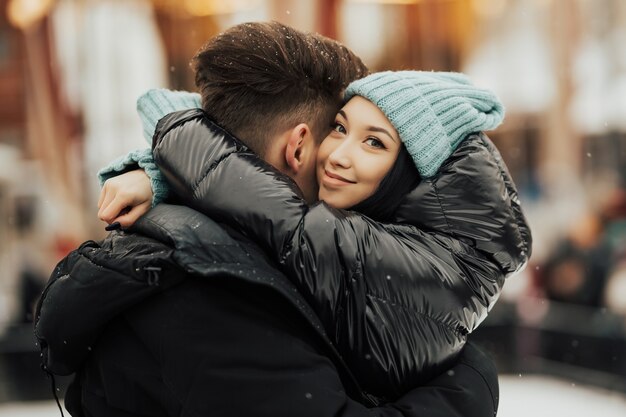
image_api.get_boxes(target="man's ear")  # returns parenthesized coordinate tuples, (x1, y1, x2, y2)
(285, 123, 313, 174)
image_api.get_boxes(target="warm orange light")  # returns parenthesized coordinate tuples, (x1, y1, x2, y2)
(7, 0, 54, 30)
(183, 0, 261, 16)
(471, 0, 508, 19)
(348, 0, 423, 4)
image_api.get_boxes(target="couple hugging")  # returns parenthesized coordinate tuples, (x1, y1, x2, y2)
(35, 21, 531, 417)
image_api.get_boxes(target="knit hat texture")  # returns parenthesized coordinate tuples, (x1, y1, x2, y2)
(344, 71, 504, 178)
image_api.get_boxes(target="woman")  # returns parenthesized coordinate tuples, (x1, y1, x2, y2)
(99, 71, 530, 400)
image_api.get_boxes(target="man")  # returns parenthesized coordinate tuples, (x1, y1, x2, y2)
(35, 22, 499, 417)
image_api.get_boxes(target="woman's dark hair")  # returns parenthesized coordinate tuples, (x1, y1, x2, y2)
(350, 146, 420, 222)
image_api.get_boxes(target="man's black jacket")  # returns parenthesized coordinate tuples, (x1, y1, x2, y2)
(34, 204, 499, 416)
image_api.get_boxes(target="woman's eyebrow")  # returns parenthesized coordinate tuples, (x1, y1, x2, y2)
(339, 109, 397, 143)
(366, 126, 397, 143)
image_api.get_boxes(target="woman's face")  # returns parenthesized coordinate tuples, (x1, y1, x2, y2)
(317, 96, 401, 209)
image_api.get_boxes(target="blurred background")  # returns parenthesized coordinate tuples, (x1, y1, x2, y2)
(0, 0, 625, 415)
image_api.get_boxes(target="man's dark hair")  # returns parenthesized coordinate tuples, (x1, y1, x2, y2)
(192, 21, 368, 156)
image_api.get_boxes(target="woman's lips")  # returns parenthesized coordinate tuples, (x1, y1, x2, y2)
(323, 170, 356, 186)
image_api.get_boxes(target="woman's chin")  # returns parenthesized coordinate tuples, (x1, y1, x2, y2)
(318, 191, 338, 209)
(318, 193, 351, 210)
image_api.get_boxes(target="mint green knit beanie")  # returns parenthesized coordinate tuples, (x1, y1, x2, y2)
(344, 71, 504, 178)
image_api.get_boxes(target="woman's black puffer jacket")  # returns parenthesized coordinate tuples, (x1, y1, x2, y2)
(153, 109, 532, 400)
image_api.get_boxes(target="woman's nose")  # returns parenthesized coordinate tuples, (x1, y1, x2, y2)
(328, 143, 352, 168)
(328, 148, 350, 168)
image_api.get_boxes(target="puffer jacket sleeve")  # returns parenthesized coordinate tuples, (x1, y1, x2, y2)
(33, 234, 185, 376)
(153, 109, 530, 400)
(394, 132, 531, 276)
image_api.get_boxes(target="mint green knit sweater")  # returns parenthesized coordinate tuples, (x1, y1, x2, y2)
(97, 89, 201, 206)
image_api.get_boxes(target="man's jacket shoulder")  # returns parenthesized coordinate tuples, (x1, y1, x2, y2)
(34, 205, 254, 375)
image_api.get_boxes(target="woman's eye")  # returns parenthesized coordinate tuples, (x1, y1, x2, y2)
(365, 137, 385, 149)
(332, 122, 346, 134)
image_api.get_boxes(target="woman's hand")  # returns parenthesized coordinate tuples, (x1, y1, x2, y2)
(98, 169, 153, 228)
